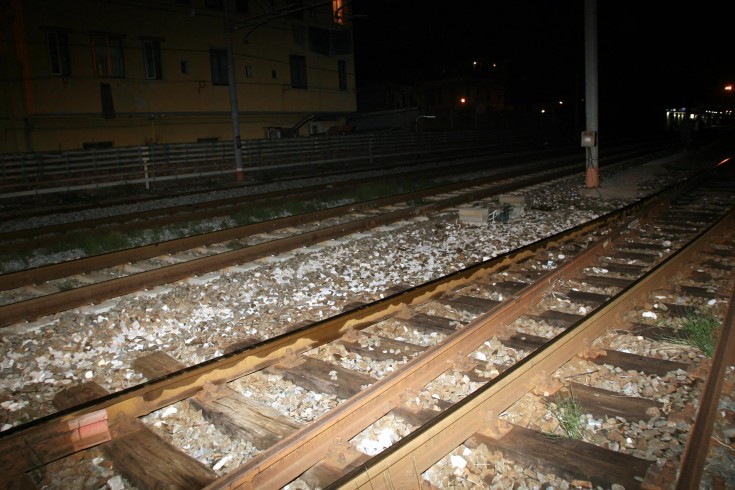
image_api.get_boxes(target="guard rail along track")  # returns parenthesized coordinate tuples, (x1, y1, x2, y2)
(0, 163, 733, 488)
(0, 130, 528, 199)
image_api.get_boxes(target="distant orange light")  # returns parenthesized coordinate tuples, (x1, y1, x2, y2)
(460, 97, 466, 104)
(725, 84, 733, 92)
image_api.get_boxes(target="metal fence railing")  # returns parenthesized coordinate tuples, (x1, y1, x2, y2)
(0, 130, 516, 199)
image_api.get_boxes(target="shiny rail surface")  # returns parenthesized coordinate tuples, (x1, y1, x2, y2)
(2, 164, 733, 488)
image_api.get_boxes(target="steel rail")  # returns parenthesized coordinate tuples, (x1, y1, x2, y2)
(0, 163, 596, 327)
(0, 145, 580, 244)
(204, 178, 714, 489)
(675, 275, 735, 488)
(322, 198, 735, 490)
(0, 183, 652, 482)
(0, 159, 581, 291)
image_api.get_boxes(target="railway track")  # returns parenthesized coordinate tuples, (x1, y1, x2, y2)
(1, 160, 733, 488)
(0, 146, 669, 328)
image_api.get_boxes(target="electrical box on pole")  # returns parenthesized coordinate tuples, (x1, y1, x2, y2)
(581, 131, 597, 147)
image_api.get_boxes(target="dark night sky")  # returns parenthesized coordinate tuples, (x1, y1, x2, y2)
(352, 1, 734, 134)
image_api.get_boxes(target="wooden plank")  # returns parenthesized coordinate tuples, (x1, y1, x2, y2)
(529, 310, 584, 328)
(701, 259, 729, 270)
(52, 363, 215, 489)
(266, 357, 376, 400)
(481, 279, 527, 296)
(628, 322, 682, 341)
(565, 290, 610, 306)
(586, 349, 688, 376)
(582, 274, 632, 289)
(132, 351, 185, 379)
(614, 251, 657, 262)
(599, 262, 646, 274)
(52, 382, 110, 411)
(550, 382, 662, 422)
(435, 294, 500, 315)
(617, 242, 663, 251)
(102, 416, 215, 490)
(400, 313, 463, 335)
(677, 285, 723, 298)
(189, 385, 301, 450)
(470, 423, 651, 489)
(659, 303, 701, 318)
(500, 333, 546, 352)
(341, 336, 423, 362)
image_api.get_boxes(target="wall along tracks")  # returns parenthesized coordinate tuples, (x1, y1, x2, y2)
(1, 163, 733, 488)
(0, 145, 664, 328)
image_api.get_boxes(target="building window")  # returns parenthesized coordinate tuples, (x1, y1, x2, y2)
(332, 0, 346, 25)
(289, 55, 307, 89)
(338, 59, 347, 91)
(92, 34, 125, 77)
(48, 31, 71, 76)
(272, 69, 277, 79)
(180, 60, 189, 74)
(244, 65, 253, 78)
(210, 49, 228, 85)
(142, 40, 163, 80)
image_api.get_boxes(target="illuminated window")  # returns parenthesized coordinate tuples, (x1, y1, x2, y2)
(92, 34, 125, 78)
(48, 30, 71, 76)
(332, 0, 345, 25)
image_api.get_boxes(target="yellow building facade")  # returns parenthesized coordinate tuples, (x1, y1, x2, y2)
(0, 0, 356, 152)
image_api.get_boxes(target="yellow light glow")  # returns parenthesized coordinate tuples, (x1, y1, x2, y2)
(460, 97, 466, 104)
(332, 0, 345, 24)
(725, 84, 733, 92)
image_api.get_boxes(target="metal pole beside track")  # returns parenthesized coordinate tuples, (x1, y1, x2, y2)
(584, 0, 600, 188)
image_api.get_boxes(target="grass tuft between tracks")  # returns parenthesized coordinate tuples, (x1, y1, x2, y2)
(660, 307, 720, 358)
(547, 388, 584, 440)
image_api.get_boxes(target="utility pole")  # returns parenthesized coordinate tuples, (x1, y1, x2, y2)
(224, 2, 244, 182)
(583, 0, 599, 188)
(222, 0, 344, 183)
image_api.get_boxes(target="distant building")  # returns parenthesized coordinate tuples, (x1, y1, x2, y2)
(420, 75, 508, 131)
(353, 61, 509, 132)
(0, 0, 356, 152)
